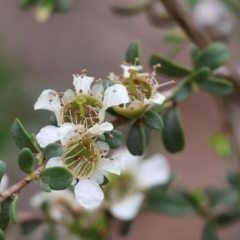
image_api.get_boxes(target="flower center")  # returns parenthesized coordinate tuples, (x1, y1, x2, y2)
(63, 138, 100, 179)
(63, 94, 103, 127)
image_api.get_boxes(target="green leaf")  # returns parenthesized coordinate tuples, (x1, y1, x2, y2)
(195, 43, 229, 71)
(147, 192, 196, 215)
(41, 167, 73, 190)
(101, 79, 116, 90)
(162, 106, 185, 153)
(191, 45, 200, 69)
(0, 229, 4, 240)
(144, 125, 152, 145)
(40, 180, 51, 192)
(173, 78, 192, 102)
(100, 176, 109, 186)
(54, 0, 72, 12)
(192, 67, 211, 84)
(43, 227, 58, 240)
(226, 171, 240, 189)
(187, 0, 198, 9)
(150, 55, 191, 77)
(104, 130, 122, 149)
(209, 133, 231, 160)
(202, 221, 218, 240)
(110, 1, 151, 16)
(127, 122, 146, 156)
(44, 143, 63, 160)
(214, 209, 240, 227)
(143, 111, 164, 130)
(11, 119, 38, 153)
(199, 77, 233, 96)
(20, 220, 42, 235)
(18, 148, 34, 174)
(0, 198, 13, 231)
(120, 220, 133, 236)
(50, 114, 58, 127)
(9, 196, 18, 224)
(20, 0, 36, 8)
(0, 161, 6, 183)
(126, 41, 140, 65)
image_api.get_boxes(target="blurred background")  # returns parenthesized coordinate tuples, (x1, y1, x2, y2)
(0, 0, 240, 239)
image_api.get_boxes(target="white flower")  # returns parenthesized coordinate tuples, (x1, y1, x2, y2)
(121, 64, 143, 78)
(30, 189, 82, 222)
(0, 174, 9, 191)
(36, 123, 121, 209)
(107, 148, 170, 220)
(34, 74, 129, 126)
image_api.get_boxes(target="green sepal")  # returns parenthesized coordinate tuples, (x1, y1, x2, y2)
(104, 130, 122, 149)
(110, 2, 151, 16)
(120, 220, 133, 236)
(202, 221, 219, 240)
(0, 229, 4, 240)
(125, 41, 141, 65)
(143, 111, 164, 130)
(18, 148, 34, 174)
(40, 180, 51, 192)
(11, 119, 38, 153)
(9, 196, 18, 224)
(198, 77, 233, 96)
(127, 121, 146, 156)
(195, 42, 229, 71)
(0, 161, 6, 183)
(0, 198, 13, 231)
(173, 78, 192, 102)
(150, 55, 191, 77)
(41, 167, 73, 190)
(20, 220, 42, 235)
(162, 106, 185, 153)
(44, 143, 63, 160)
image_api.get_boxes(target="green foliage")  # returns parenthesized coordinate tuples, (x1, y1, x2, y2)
(125, 41, 141, 65)
(173, 78, 192, 102)
(0, 198, 13, 231)
(104, 130, 122, 149)
(40, 180, 51, 192)
(195, 43, 229, 71)
(43, 227, 58, 240)
(0, 229, 4, 240)
(143, 111, 164, 130)
(0, 161, 6, 183)
(41, 167, 73, 190)
(20, 220, 42, 235)
(18, 148, 34, 174)
(150, 55, 191, 77)
(214, 209, 240, 227)
(44, 143, 63, 160)
(191, 45, 200, 68)
(54, 0, 72, 12)
(101, 79, 116, 90)
(209, 134, 232, 160)
(192, 67, 211, 84)
(127, 122, 146, 155)
(120, 220, 132, 236)
(162, 106, 185, 153)
(202, 221, 218, 240)
(20, 0, 36, 8)
(9, 196, 18, 224)
(226, 172, 240, 189)
(100, 176, 109, 186)
(50, 114, 58, 127)
(11, 119, 38, 153)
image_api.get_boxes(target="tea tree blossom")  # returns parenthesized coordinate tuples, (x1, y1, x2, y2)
(34, 72, 129, 126)
(0, 174, 9, 191)
(104, 148, 170, 220)
(110, 64, 167, 118)
(36, 123, 121, 208)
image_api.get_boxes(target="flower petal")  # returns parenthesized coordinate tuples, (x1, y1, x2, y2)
(57, 123, 76, 145)
(88, 122, 113, 136)
(110, 193, 144, 220)
(91, 83, 104, 99)
(103, 84, 129, 110)
(74, 179, 104, 208)
(121, 64, 143, 78)
(96, 141, 110, 157)
(100, 155, 121, 175)
(46, 157, 63, 168)
(138, 154, 170, 188)
(36, 125, 59, 148)
(0, 174, 9, 191)
(73, 75, 94, 94)
(62, 89, 75, 104)
(90, 171, 104, 184)
(143, 92, 165, 105)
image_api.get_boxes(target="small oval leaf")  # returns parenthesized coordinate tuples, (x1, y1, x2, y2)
(126, 41, 140, 65)
(40, 181, 51, 192)
(44, 143, 63, 160)
(173, 78, 192, 102)
(104, 130, 122, 149)
(41, 167, 73, 190)
(0, 229, 5, 240)
(0, 198, 13, 231)
(143, 111, 164, 130)
(202, 221, 219, 240)
(18, 148, 34, 174)
(150, 55, 191, 77)
(11, 119, 38, 153)
(20, 220, 42, 235)
(127, 122, 146, 156)
(162, 106, 185, 153)
(9, 196, 18, 224)
(195, 43, 229, 71)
